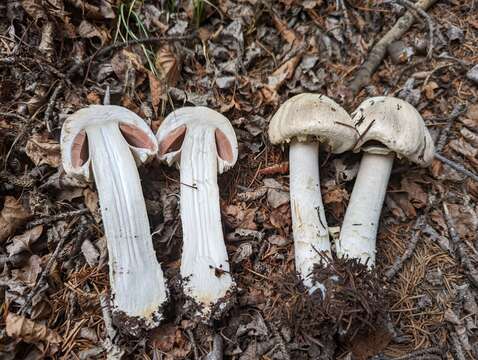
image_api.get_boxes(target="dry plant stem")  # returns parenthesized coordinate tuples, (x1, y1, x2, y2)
(89, 122, 166, 324)
(435, 104, 467, 153)
(289, 140, 330, 289)
(179, 125, 233, 307)
(20, 221, 75, 315)
(385, 215, 425, 280)
(337, 152, 394, 266)
(349, 0, 439, 95)
(26, 208, 89, 228)
(206, 334, 223, 360)
(435, 153, 478, 182)
(393, 0, 435, 58)
(442, 203, 478, 287)
(99, 293, 125, 359)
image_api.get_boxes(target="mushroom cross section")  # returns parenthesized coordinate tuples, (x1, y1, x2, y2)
(156, 106, 238, 316)
(337, 96, 434, 266)
(268, 93, 357, 290)
(61, 105, 168, 332)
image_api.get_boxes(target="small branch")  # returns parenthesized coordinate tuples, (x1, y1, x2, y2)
(206, 334, 223, 360)
(26, 208, 89, 228)
(43, 82, 64, 133)
(434, 153, 478, 182)
(100, 293, 125, 359)
(19, 220, 76, 315)
(66, 34, 195, 78)
(348, 0, 439, 96)
(392, 0, 436, 59)
(385, 215, 425, 280)
(435, 104, 467, 153)
(442, 203, 478, 288)
(186, 329, 199, 360)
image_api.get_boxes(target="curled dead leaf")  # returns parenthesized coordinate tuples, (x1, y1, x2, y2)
(155, 45, 181, 87)
(7, 225, 43, 256)
(6, 312, 63, 345)
(26, 133, 61, 167)
(0, 196, 31, 243)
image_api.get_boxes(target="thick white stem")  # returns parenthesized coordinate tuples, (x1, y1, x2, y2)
(87, 122, 167, 327)
(337, 152, 394, 266)
(289, 140, 330, 288)
(179, 126, 233, 311)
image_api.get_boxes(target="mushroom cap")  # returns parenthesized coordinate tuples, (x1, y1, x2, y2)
(268, 93, 357, 153)
(61, 105, 158, 181)
(156, 106, 238, 174)
(352, 97, 434, 166)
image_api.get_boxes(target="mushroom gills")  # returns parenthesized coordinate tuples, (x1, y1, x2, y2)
(82, 121, 167, 327)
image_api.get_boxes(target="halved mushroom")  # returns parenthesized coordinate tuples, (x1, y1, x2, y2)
(156, 106, 238, 317)
(61, 105, 168, 333)
(337, 97, 434, 266)
(268, 93, 357, 291)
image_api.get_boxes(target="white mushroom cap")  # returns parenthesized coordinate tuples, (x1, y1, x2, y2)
(352, 97, 434, 166)
(268, 93, 357, 153)
(157, 106, 238, 174)
(61, 105, 158, 180)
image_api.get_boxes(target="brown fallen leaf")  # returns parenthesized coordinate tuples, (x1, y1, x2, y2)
(272, 14, 299, 44)
(323, 187, 349, 219)
(77, 20, 109, 45)
(25, 133, 61, 168)
(0, 196, 31, 243)
(83, 188, 100, 223)
(267, 53, 303, 92)
(148, 71, 163, 113)
(7, 225, 43, 256)
(155, 45, 181, 87)
(11, 254, 42, 286)
(6, 312, 63, 345)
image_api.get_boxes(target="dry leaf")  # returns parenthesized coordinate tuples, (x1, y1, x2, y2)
(155, 45, 181, 87)
(25, 133, 61, 168)
(0, 196, 31, 243)
(148, 71, 163, 113)
(272, 14, 298, 44)
(21, 0, 47, 21)
(7, 225, 43, 256)
(323, 187, 349, 219)
(267, 54, 303, 91)
(83, 188, 100, 222)
(6, 312, 63, 345)
(77, 20, 109, 45)
(12, 255, 42, 286)
(423, 81, 439, 100)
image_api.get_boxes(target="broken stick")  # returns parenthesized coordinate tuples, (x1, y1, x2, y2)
(349, 0, 439, 96)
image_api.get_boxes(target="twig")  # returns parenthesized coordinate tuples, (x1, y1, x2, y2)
(434, 153, 478, 183)
(442, 203, 478, 288)
(206, 334, 223, 360)
(393, 347, 443, 359)
(392, 0, 436, 59)
(0, 112, 29, 122)
(100, 293, 125, 359)
(26, 208, 89, 228)
(448, 331, 467, 360)
(338, 0, 353, 43)
(187, 329, 199, 360)
(66, 34, 195, 78)
(348, 0, 439, 96)
(43, 82, 64, 133)
(385, 215, 425, 280)
(435, 104, 467, 153)
(19, 220, 76, 315)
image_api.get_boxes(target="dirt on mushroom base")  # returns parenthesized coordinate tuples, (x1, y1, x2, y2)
(261, 254, 388, 356)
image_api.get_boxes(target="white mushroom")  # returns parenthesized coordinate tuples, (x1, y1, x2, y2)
(156, 107, 238, 316)
(61, 105, 168, 332)
(268, 94, 357, 290)
(337, 97, 435, 266)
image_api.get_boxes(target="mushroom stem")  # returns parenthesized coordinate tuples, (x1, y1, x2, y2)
(179, 126, 233, 310)
(289, 140, 330, 288)
(88, 122, 167, 326)
(337, 152, 394, 267)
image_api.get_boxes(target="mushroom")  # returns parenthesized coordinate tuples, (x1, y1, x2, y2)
(156, 106, 238, 316)
(337, 96, 434, 266)
(61, 105, 168, 332)
(268, 93, 357, 289)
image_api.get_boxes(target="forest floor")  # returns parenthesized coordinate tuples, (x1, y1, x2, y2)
(1, 0, 478, 359)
